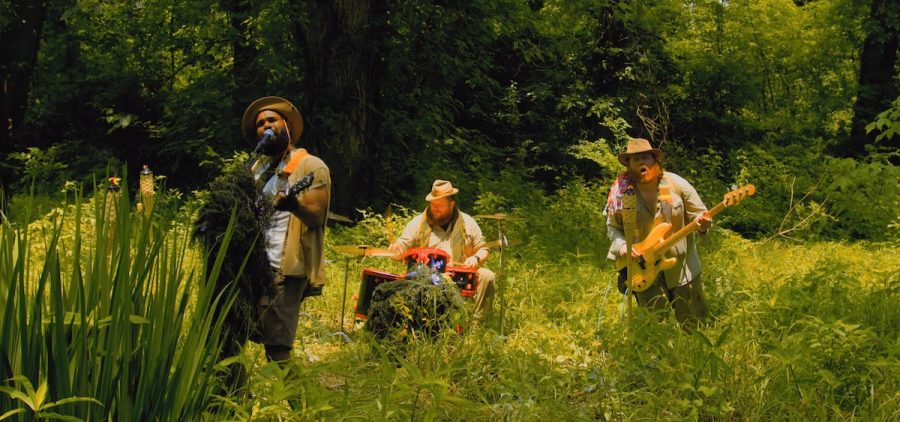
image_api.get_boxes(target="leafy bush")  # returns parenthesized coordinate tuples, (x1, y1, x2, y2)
(9, 146, 72, 194)
(672, 139, 898, 241)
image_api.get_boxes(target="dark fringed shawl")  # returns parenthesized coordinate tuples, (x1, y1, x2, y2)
(192, 164, 274, 351)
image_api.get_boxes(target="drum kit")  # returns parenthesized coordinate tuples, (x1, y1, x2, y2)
(330, 212, 523, 333)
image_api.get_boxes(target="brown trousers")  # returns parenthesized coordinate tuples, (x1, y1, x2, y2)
(634, 275, 707, 327)
(473, 267, 496, 315)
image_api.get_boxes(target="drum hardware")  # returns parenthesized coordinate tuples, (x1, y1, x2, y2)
(331, 244, 397, 332)
(476, 211, 524, 335)
(474, 213, 525, 222)
(331, 245, 398, 258)
(327, 211, 354, 224)
(483, 239, 522, 250)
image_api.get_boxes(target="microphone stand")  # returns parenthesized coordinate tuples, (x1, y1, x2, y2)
(497, 220, 508, 335)
(339, 254, 350, 332)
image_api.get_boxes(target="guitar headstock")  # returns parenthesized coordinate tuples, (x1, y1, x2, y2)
(723, 184, 756, 206)
(287, 171, 316, 197)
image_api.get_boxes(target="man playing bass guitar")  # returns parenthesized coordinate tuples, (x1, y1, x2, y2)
(605, 138, 711, 326)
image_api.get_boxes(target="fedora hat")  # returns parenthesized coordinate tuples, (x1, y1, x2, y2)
(425, 180, 459, 201)
(617, 138, 663, 166)
(241, 96, 304, 144)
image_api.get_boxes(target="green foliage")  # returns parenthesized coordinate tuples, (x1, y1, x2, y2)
(866, 95, 900, 143)
(669, 138, 899, 241)
(661, 0, 864, 144)
(366, 277, 466, 340)
(9, 146, 71, 193)
(0, 184, 235, 419)
(822, 155, 899, 240)
(525, 178, 611, 264)
(4, 180, 900, 419)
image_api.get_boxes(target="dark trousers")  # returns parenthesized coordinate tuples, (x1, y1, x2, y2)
(634, 275, 707, 328)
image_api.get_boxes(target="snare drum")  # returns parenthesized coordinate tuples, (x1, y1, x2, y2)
(447, 266, 478, 298)
(402, 247, 450, 273)
(354, 268, 402, 320)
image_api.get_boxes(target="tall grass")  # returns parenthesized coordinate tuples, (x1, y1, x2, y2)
(2, 181, 898, 420)
(287, 200, 899, 420)
(0, 184, 235, 420)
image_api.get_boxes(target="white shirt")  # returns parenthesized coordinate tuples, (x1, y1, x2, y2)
(256, 160, 291, 270)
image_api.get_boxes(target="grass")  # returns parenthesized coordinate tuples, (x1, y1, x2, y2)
(1, 187, 898, 420)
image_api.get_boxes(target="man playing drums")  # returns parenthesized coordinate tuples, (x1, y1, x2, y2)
(389, 180, 496, 315)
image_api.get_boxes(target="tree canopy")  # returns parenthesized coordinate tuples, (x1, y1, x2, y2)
(1, 0, 897, 239)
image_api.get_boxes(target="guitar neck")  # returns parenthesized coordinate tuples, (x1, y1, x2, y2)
(656, 200, 726, 254)
(286, 172, 315, 197)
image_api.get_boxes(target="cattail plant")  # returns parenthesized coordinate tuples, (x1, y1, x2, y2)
(0, 177, 238, 419)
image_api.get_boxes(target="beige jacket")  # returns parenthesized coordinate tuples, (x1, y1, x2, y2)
(606, 172, 707, 288)
(253, 149, 331, 287)
(394, 211, 489, 264)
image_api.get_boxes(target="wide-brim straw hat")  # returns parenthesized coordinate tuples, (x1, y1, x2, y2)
(617, 138, 664, 166)
(241, 96, 304, 144)
(425, 180, 459, 201)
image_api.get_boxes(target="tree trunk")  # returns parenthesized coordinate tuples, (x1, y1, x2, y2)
(294, 0, 387, 212)
(845, 0, 899, 156)
(0, 0, 48, 195)
(219, 0, 263, 129)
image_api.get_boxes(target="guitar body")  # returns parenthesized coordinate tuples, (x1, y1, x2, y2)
(612, 183, 756, 293)
(615, 222, 679, 292)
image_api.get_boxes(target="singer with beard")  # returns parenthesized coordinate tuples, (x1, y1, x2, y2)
(243, 96, 330, 370)
(605, 138, 711, 326)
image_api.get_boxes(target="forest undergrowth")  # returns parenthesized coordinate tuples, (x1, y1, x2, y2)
(1, 188, 897, 421)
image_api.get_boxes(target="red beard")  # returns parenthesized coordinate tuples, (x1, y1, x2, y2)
(632, 164, 661, 184)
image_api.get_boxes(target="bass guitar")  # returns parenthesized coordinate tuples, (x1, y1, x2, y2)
(616, 184, 756, 292)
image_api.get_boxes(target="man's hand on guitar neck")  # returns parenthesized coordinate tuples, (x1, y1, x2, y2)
(695, 211, 712, 234)
(273, 191, 300, 212)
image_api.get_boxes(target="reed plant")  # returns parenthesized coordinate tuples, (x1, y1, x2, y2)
(0, 181, 235, 420)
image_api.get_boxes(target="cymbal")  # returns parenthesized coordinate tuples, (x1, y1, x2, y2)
(475, 213, 525, 221)
(483, 239, 522, 249)
(327, 211, 353, 223)
(331, 245, 397, 257)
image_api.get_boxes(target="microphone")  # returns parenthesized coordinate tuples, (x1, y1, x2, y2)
(253, 128, 276, 154)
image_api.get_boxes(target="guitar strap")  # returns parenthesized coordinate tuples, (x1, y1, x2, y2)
(251, 148, 311, 181)
(658, 175, 675, 223)
(281, 148, 310, 176)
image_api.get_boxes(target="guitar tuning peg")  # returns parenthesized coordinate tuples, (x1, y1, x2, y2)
(730, 184, 738, 191)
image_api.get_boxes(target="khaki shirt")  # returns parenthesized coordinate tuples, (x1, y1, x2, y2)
(253, 149, 331, 287)
(394, 211, 489, 264)
(606, 172, 707, 288)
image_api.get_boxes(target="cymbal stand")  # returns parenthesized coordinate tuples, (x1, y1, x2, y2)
(339, 254, 350, 333)
(497, 220, 508, 335)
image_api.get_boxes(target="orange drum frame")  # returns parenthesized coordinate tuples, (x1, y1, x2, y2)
(446, 266, 478, 298)
(353, 268, 402, 320)
(402, 247, 450, 273)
